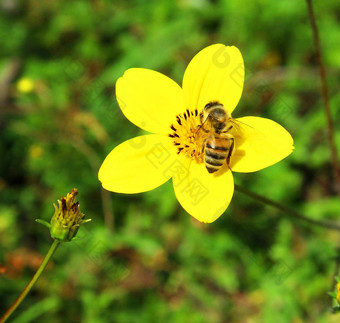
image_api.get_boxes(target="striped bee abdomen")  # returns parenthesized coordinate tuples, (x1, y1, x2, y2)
(204, 136, 233, 173)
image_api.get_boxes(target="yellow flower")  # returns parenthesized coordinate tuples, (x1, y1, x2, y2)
(16, 77, 34, 93)
(99, 44, 294, 223)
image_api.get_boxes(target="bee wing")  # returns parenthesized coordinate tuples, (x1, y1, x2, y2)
(229, 118, 265, 140)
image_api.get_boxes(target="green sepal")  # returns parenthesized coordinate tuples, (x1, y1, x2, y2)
(35, 219, 51, 229)
(71, 236, 83, 241)
(328, 292, 337, 299)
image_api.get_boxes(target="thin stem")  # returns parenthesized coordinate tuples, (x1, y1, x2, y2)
(306, 0, 340, 193)
(306, 0, 340, 298)
(0, 240, 60, 323)
(235, 184, 340, 231)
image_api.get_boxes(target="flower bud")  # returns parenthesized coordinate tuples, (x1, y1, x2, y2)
(50, 189, 90, 242)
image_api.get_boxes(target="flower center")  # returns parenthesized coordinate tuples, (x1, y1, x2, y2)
(168, 109, 207, 163)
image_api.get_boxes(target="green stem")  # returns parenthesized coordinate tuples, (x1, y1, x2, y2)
(235, 184, 340, 231)
(306, 0, 340, 193)
(0, 240, 60, 323)
(305, 0, 340, 299)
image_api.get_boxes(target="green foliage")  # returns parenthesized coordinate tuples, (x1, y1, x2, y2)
(1, 0, 340, 322)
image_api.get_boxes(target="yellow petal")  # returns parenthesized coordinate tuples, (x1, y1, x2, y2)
(172, 157, 234, 223)
(116, 68, 185, 134)
(182, 44, 244, 115)
(229, 117, 294, 173)
(99, 134, 178, 193)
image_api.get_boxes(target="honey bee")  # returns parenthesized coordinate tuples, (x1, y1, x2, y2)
(198, 101, 236, 173)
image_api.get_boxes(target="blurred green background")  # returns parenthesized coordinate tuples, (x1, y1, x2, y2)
(1, 0, 340, 322)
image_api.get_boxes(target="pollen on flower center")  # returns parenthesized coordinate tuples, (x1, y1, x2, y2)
(168, 108, 207, 163)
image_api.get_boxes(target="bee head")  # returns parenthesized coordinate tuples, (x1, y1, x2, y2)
(203, 102, 226, 122)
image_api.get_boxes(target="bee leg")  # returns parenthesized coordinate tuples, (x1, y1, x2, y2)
(201, 138, 207, 154)
(199, 112, 204, 123)
(226, 138, 234, 167)
(221, 125, 233, 133)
